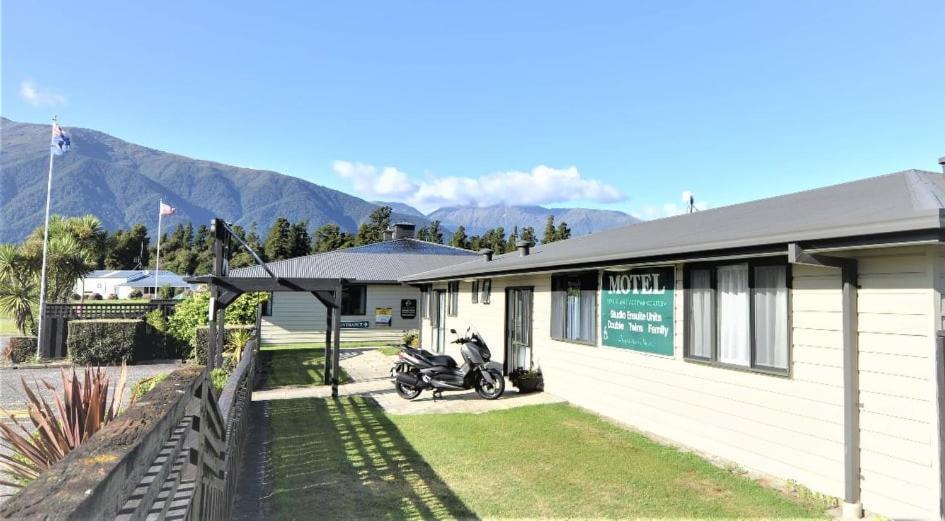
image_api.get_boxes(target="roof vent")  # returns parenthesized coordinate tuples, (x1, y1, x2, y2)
(478, 248, 494, 262)
(939, 156, 945, 174)
(515, 240, 533, 256)
(392, 223, 416, 240)
(383, 228, 394, 241)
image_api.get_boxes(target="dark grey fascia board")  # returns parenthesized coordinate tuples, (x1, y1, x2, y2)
(402, 227, 944, 283)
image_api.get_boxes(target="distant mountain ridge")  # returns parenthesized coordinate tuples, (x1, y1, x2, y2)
(428, 204, 640, 237)
(1, 117, 639, 243)
(0, 118, 430, 242)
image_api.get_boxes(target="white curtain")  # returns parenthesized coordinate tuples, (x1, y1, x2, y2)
(566, 290, 581, 340)
(754, 265, 788, 369)
(688, 269, 713, 358)
(717, 264, 750, 366)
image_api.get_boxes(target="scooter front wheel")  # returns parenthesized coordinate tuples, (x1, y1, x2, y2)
(475, 369, 505, 400)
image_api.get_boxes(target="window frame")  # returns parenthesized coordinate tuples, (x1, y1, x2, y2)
(341, 284, 367, 316)
(550, 271, 599, 346)
(471, 280, 479, 303)
(447, 281, 459, 316)
(481, 279, 492, 304)
(261, 292, 274, 316)
(683, 258, 792, 377)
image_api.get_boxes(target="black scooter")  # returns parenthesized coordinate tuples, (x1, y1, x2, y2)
(391, 327, 505, 400)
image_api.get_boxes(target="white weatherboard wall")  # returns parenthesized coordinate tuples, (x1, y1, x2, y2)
(261, 284, 420, 344)
(417, 246, 942, 520)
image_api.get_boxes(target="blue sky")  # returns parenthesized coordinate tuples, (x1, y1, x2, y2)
(3, 1, 943, 217)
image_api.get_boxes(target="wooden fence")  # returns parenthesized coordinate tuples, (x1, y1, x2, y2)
(0, 337, 258, 520)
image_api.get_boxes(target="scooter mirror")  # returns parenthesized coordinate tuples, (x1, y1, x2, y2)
(449, 328, 457, 334)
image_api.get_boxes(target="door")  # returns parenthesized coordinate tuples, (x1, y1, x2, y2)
(431, 290, 447, 353)
(506, 287, 533, 373)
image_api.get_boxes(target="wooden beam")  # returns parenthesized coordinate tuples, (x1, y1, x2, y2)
(331, 284, 342, 398)
(217, 289, 241, 308)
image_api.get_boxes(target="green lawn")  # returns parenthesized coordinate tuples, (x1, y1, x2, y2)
(261, 344, 351, 388)
(268, 397, 827, 520)
(0, 316, 19, 335)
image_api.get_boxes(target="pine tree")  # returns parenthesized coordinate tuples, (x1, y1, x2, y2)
(313, 224, 353, 253)
(521, 226, 536, 245)
(264, 218, 294, 261)
(418, 220, 444, 244)
(542, 215, 557, 244)
(556, 221, 572, 241)
(469, 235, 482, 251)
(105, 224, 150, 269)
(505, 226, 519, 253)
(291, 220, 312, 257)
(450, 225, 469, 249)
(355, 206, 392, 246)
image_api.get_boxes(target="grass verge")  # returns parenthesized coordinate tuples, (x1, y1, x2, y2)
(268, 398, 827, 520)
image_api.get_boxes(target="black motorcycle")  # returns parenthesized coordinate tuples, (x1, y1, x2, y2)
(391, 327, 505, 400)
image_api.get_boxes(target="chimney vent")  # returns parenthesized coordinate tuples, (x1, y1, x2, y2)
(383, 228, 394, 241)
(392, 223, 416, 240)
(478, 248, 494, 262)
(939, 156, 945, 174)
(515, 240, 533, 256)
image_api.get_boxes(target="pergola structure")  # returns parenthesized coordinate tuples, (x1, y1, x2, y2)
(186, 218, 347, 397)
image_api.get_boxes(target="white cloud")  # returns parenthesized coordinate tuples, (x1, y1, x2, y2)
(638, 198, 710, 220)
(332, 161, 626, 211)
(19, 79, 66, 107)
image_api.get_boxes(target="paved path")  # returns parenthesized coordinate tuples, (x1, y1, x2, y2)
(253, 348, 564, 415)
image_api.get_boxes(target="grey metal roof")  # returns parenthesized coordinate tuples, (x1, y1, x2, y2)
(227, 238, 477, 282)
(85, 270, 179, 280)
(121, 273, 192, 288)
(401, 169, 945, 282)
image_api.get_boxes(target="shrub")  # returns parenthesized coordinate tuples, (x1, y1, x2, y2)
(90, 293, 103, 300)
(106, 293, 118, 300)
(167, 291, 267, 359)
(193, 325, 254, 365)
(401, 330, 419, 347)
(210, 367, 229, 394)
(0, 366, 127, 487)
(67, 319, 158, 365)
(70, 293, 81, 301)
(2, 337, 37, 364)
(158, 284, 175, 299)
(130, 373, 168, 402)
(144, 309, 180, 359)
(129, 289, 143, 299)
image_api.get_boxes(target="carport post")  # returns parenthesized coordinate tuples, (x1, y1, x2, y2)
(331, 283, 342, 398)
(324, 303, 333, 385)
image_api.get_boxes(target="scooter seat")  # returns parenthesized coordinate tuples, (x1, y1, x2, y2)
(416, 349, 457, 368)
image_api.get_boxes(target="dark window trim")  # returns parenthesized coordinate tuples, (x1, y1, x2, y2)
(550, 271, 599, 346)
(261, 292, 274, 316)
(471, 280, 479, 304)
(683, 257, 792, 377)
(341, 284, 367, 316)
(447, 281, 459, 316)
(481, 279, 492, 304)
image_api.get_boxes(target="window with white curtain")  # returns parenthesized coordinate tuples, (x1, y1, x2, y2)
(685, 261, 790, 374)
(551, 272, 598, 344)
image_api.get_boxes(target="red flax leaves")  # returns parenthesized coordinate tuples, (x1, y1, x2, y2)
(0, 365, 127, 489)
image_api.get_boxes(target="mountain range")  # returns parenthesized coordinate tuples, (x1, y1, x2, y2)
(0, 118, 639, 243)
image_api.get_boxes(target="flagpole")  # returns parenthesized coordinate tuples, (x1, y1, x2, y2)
(36, 117, 57, 358)
(155, 199, 163, 297)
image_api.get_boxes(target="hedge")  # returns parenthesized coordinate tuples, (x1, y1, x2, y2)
(2, 337, 37, 364)
(67, 319, 164, 365)
(192, 325, 254, 365)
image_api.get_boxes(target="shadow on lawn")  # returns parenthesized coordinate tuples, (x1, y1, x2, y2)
(259, 347, 351, 388)
(268, 396, 477, 520)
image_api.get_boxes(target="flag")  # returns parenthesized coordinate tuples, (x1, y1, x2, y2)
(160, 201, 176, 216)
(51, 122, 71, 155)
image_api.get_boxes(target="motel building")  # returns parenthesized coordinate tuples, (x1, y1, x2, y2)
(401, 166, 945, 520)
(228, 223, 477, 344)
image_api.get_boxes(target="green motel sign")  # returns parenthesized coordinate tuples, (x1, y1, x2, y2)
(601, 266, 675, 356)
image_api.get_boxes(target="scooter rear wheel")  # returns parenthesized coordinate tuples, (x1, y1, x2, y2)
(395, 381, 422, 400)
(474, 369, 505, 400)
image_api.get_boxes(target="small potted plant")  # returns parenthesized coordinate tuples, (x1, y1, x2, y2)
(509, 366, 543, 393)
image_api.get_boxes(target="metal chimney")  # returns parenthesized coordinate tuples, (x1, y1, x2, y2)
(939, 156, 945, 174)
(383, 228, 394, 241)
(515, 240, 533, 256)
(478, 248, 494, 262)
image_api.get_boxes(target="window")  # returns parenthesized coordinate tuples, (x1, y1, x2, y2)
(685, 261, 790, 373)
(551, 272, 598, 344)
(447, 281, 459, 316)
(481, 279, 492, 304)
(261, 292, 273, 316)
(471, 280, 479, 303)
(341, 285, 366, 315)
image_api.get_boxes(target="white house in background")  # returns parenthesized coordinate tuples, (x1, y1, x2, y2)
(74, 269, 192, 299)
(227, 223, 478, 344)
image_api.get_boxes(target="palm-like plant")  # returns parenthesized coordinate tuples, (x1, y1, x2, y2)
(0, 365, 128, 487)
(0, 244, 37, 335)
